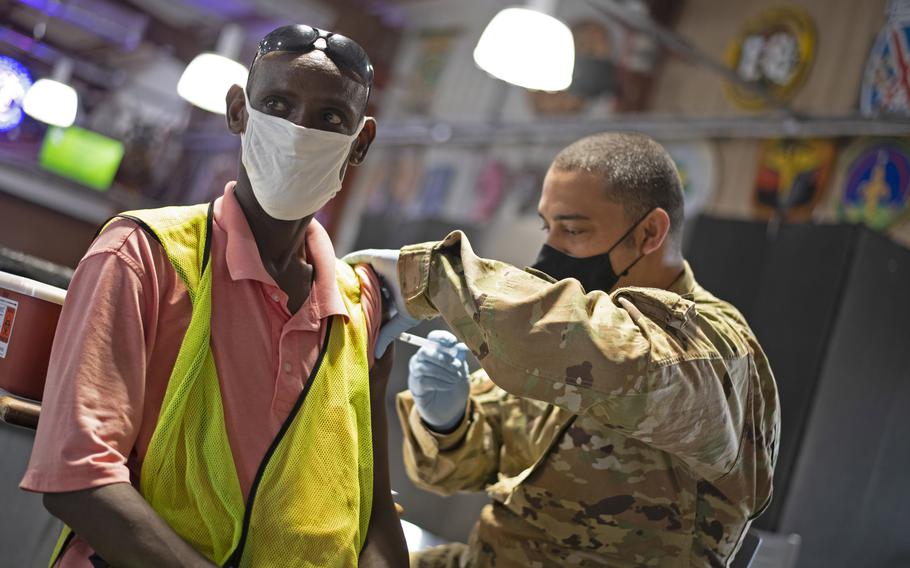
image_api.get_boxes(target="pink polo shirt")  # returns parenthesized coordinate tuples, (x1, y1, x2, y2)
(21, 182, 381, 567)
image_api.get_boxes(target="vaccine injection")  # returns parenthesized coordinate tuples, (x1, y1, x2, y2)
(398, 333, 468, 366)
(398, 332, 430, 349)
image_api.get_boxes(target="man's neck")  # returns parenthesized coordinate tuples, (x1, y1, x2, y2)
(233, 174, 313, 277)
(615, 246, 686, 292)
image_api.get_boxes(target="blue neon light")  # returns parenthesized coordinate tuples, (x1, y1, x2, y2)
(0, 56, 34, 132)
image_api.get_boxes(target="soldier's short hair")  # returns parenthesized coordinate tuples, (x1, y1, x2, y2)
(552, 132, 685, 239)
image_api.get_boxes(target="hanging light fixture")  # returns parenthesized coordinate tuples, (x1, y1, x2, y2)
(473, 0, 574, 92)
(23, 58, 78, 128)
(177, 24, 249, 115)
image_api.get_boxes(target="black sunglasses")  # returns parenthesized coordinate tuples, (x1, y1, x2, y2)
(255, 24, 374, 87)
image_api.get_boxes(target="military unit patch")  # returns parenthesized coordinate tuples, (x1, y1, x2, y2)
(860, 13, 910, 116)
(753, 138, 835, 222)
(837, 139, 910, 231)
(724, 6, 816, 110)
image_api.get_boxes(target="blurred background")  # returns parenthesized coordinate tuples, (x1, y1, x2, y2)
(1, 0, 909, 566)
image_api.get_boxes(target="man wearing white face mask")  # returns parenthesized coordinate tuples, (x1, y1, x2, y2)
(22, 25, 407, 568)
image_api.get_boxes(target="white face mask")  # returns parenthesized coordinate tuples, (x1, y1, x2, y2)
(240, 96, 365, 221)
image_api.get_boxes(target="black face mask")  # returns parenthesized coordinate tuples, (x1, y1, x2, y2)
(531, 210, 652, 292)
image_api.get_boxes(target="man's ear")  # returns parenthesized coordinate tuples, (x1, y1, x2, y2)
(226, 84, 247, 135)
(348, 117, 377, 166)
(639, 208, 671, 255)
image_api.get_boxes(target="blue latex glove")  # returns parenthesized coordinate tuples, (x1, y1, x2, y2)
(342, 248, 422, 358)
(407, 330, 470, 431)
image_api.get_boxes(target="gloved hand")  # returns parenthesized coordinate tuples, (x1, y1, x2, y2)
(408, 330, 470, 431)
(343, 248, 421, 358)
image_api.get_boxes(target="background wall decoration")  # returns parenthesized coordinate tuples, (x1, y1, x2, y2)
(723, 5, 817, 110)
(860, 0, 910, 116)
(400, 28, 460, 116)
(836, 138, 910, 230)
(666, 140, 719, 221)
(752, 138, 835, 222)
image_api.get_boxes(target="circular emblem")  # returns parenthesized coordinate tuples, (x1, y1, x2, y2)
(724, 7, 816, 109)
(753, 138, 835, 222)
(0, 56, 32, 132)
(665, 141, 718, 220)
(838, 139, 910, 230)
(860, 16, 910, 116)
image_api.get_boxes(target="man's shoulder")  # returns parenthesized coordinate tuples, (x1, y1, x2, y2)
(611, 281, 759, 363)
(612, 286, 698, 332)
(88, 217, 154, 259)
(82, 215, 175, 283)
(688, 284, 754, 336)
(94, 202, 212, 249)
(117, 202, 211, 232)
(685, 283, 762, 362)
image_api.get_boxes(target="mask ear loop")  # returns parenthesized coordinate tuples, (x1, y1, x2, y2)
(609, 208, 656, 277)
(616, 252, 645, 278)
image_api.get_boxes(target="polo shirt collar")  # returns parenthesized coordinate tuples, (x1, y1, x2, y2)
(214, 182, 349, 321)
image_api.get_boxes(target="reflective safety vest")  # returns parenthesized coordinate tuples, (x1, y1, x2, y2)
(51, 203, 373, 567)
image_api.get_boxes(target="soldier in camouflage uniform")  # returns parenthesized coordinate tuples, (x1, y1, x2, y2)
(347, 133, 780, 567)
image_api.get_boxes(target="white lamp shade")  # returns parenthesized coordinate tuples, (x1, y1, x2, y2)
(473, 7, 574, 92)
(177, 53, 249, 115)
(23, 79, 78, 128)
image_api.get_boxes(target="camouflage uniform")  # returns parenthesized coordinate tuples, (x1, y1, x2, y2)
(395, 232, 780, 568)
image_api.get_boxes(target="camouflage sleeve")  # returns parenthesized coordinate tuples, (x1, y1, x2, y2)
(396, 369, 505, 496)
(398, 231, 743, 480)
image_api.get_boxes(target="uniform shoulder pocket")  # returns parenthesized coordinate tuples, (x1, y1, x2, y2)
(612, 287, 697, 331)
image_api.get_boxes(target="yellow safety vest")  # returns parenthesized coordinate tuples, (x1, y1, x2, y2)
(51, 203, 373, 567)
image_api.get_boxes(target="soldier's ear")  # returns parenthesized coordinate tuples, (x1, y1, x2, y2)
(640, 209, 670, 255)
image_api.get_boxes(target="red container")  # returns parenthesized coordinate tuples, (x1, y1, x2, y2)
(0, 271, 66, 401)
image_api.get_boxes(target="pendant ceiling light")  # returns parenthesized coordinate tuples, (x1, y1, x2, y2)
(23, 58, 78, 128)
(473, 0, 574, 92)
(177, 24, 249, 115)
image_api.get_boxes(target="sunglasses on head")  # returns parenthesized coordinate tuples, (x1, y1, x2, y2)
(256, 24, 374, 87)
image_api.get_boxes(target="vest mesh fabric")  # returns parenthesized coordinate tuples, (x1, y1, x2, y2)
(237, 261, 373, 567)
(50, 205, 372, 568)
(232, 262, 373, 568)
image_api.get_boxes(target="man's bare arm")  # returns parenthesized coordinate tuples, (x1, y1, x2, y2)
(359, 344, 409, 567)
(43, 483, 216, 568)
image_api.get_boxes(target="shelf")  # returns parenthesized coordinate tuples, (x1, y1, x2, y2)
(373, 113, 910, 147)
(0, 161, 157, 224)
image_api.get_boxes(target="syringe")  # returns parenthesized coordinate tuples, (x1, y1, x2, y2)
(397, 332, 430, 349)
